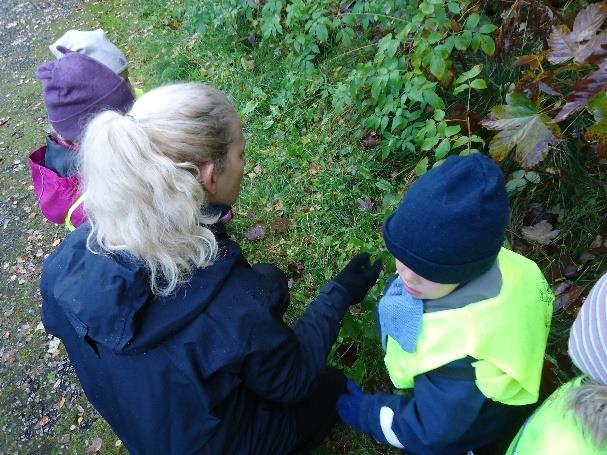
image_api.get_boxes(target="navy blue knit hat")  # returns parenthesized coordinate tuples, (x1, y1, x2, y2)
(383, 154, 509, 284)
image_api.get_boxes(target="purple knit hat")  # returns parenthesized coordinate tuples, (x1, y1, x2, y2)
(569, 272, 607, 385)
(37, 49, 134, 142)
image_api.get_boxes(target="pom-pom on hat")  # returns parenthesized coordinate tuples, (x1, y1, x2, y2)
(37, 50, 134, 143)
(569, 273, 607, 385)
(383, 154, 509, 284)
(49, 29, 128, 75)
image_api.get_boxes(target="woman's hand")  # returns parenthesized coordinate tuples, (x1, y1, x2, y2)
(333, 253, 382, 304)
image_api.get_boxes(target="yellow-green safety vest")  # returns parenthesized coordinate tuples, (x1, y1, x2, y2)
(507, 377, 606, 454)
(384, 247, 553, 405)
(64, 193, 85, 232)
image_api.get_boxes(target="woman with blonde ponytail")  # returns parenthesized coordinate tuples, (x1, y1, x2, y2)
(507, 272, 607, 454)
(40, 82, 382, 454)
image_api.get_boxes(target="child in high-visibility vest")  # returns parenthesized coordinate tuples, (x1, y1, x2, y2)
(337, 154, 554, 454)
(507, 272, 607, 454)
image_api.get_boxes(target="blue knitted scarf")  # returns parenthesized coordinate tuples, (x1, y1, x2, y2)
(378, 277, 423, 353)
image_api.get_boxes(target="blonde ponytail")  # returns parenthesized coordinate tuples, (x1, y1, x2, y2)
(79, 83, 237, 295)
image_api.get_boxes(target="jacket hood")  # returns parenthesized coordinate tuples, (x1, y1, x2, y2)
(42, 223, 242, 353)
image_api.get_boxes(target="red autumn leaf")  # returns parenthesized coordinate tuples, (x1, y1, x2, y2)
(362, 132, 380, 148)
(515, 71, 561, 102)
(547, 3, 607, 64)
(272, 216, 292, 233)
(554, 62, 607, 122)
(244, 224, 266, 241)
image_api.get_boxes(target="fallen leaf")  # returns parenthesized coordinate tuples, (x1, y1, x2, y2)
(244, 224, 266, 241)
(362, 132, 380, 148)
(512, 54, 543, 69)
(481, 92, 562, 168)
(547, 3, 607, 65)
(561, 255, 579, 280)
(287, 261, 304, 277)
(521, 220, 560, 245)
(355, 197, 380, 213)
(308, 163, 322, 174)
(1, 350, 15, 365)
(85, 436, 103, 453)
(272, 216, 292, 233)
(554, 63, 607, 123)
(33, 416, 49, 430)
(47, 337, 61, 356)
(241, 57, 256, 70)
(553, 282, 585, 314)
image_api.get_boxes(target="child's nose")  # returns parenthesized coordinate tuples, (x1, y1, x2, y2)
(402, 268, 419, 284)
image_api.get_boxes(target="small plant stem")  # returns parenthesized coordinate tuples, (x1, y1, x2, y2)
(323, 43, 377, 63)
(340, 12, 407, 23)
(540, 0, 568, 26)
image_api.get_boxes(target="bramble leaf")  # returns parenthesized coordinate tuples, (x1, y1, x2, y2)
(554, 62, 607, 122)
(481, 93, 562, 168)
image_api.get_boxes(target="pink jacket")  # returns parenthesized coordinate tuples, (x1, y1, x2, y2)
(28, 136, 85, 228)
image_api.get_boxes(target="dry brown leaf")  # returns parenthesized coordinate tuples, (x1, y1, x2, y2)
(85, 436, 103, 453)
(33, 416, 49, 430)
(521, 220, 560, 245)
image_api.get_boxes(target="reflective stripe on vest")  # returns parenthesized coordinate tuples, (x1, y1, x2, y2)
(64, 193, 85, 232)
(507, 377, 604, 454)
(384, 247, 554, 405)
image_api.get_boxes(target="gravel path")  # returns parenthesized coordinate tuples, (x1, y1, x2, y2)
(0, 1, 119, 453)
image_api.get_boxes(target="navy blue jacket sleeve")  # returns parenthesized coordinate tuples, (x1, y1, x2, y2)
(356, 358, 487, 454)
(242, 281, 352, 402)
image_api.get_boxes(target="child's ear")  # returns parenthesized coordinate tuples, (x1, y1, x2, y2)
(198, 162, 217, 195)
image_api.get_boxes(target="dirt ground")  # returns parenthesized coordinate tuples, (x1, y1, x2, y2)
(0, 1, 122, 453)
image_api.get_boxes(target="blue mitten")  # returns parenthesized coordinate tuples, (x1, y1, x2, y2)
(336, 379, 365, 431)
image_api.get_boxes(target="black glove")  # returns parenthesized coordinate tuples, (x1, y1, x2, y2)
(333, 253, 382, 304)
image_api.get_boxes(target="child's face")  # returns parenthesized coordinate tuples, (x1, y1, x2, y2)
(395, 259, 459, 300)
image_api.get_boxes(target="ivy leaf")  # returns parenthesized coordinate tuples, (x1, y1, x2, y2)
(554, 62, 607, 122)
(481, 92, 562, 168)
(547, 3, 607, 64)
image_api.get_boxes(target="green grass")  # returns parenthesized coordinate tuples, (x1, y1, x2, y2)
(6, 0, 602, 453)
